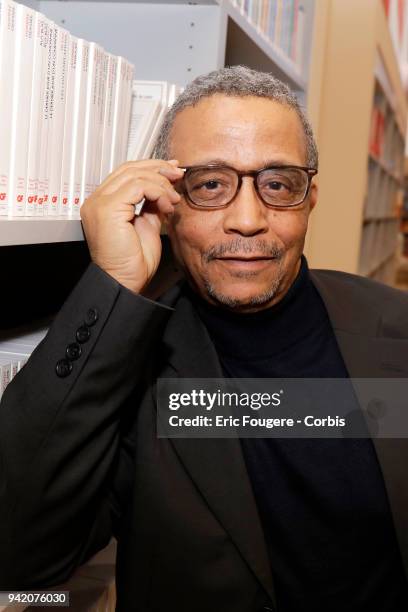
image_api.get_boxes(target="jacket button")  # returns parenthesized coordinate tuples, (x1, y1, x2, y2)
(55, 358, 73, 378)
(84, 307, 99, 327)
(76, 325, 91, 343)
(66, 342, 82, 361)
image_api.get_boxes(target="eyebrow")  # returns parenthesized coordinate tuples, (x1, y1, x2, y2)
(188, 158, 301, 168)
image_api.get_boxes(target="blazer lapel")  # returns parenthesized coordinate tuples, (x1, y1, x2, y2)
(160, 289, 277, 606)
(310, 270, 408, 578)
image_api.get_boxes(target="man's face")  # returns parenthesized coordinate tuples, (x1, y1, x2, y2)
(165, 94, 318, 312)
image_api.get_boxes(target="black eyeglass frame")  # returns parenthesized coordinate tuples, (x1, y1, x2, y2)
(176, 164, 318, 210)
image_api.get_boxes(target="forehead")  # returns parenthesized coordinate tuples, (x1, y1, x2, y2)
(169, 94, 307, 167)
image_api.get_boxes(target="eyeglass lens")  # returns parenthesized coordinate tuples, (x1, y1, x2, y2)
(184, 167, 309, 208)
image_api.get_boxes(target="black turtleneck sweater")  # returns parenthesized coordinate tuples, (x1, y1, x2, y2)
(191, 255, 408, 612)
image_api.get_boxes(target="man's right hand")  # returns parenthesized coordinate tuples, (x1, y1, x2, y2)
(80, 159, 184, 295)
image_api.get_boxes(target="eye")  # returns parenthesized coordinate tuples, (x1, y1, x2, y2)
(196, 180, 222, 191)
(265, 180, 289, 192)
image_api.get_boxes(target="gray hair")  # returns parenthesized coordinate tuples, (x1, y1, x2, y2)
(153, 65, 318, 169)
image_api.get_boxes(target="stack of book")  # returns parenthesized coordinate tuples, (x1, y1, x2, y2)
(0, 327, 48, 399)
(231, 0, 305, 66)
(0, 0, 134, 219)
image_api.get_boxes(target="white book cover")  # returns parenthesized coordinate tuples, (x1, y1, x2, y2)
(134, 80, 172, 159)
(99, 54, 117, 183)
(11, 359, 19, 378)
(9, 3, 35, 216)
(80, 41, 98, 205)
(0, 352, 27, 377)
(26, 13, 48, 216)
(37, 19, 56, 216)
(126, 81, 167, 161)
(92, 46, 107, 193)
(70, 38, 88, 218)
(60, 35, 78, 216)
(110, 56, 126, 171)
(18, 357, 28, 370)
(167, 83, 183, 107)
(143, 103, 168, 159)
(126, 97, 161, 161)
(48, 25, 70, 215)
(0, 359, 12, 397)
(0, 0, 18, 215)
(119, 60, 134, 163)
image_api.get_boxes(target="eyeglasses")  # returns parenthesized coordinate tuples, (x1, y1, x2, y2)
(175, 164, 317, 209)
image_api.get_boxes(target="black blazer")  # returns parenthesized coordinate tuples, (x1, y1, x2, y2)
(1, 262, 408, 612)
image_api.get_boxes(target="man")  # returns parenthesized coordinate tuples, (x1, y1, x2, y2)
(1, 66, 408, 612)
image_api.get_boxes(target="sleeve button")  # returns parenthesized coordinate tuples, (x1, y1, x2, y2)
(84, 307, 99, 327)
(76, 325, 91, 343)
(56, 358, 73, 378)
(66, 342, 82, 361)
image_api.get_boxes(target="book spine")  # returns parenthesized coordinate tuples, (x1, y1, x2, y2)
(71, 39, 88, 217)
(9, 3, 35, 216)
(0, 362, 12, 400)
(60, 36, 78, 216)
(37, 19, 56, 216)
(0, 0, 17, 215)
(110, 56, 124, 172)
(100, 54, 117, 182)
(92, 47, 107, 193)
(26, 13, 48, 216)
(120, 61, 134, 163)
(48, 26, 70, 215)
(80, 42, 97, 205)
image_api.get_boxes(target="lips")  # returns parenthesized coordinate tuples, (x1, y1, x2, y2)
(214, 257, 275, 272)
(216, 256, 274, 261)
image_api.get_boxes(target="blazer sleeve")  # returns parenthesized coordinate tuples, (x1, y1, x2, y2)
(0, 261, 173, 589)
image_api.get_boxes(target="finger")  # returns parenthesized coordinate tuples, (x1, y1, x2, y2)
(98, 158, 184, 193)
(115, 179, 181, 215)
(100, 169, 183, 201)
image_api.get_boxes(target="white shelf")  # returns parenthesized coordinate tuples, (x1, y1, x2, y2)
(0, 217, 84, 246)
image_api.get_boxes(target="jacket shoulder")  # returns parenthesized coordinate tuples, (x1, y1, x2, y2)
(311, 268, 408, 336)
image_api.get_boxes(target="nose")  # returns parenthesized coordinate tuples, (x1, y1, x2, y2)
(222, 176, 269, 236)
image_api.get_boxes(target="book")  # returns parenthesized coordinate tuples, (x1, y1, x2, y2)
(99, 53, 117, 182)
(36, 18, 55, 216)
(48, 25, 70, 215)
(0, 0, 18, 215)
(9, 2, 35, 216)
(25, 12, 48, 216)
(60, 35, 79, 216)
(71, 38, 88, 217)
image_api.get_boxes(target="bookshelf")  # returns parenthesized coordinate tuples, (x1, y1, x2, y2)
(5, 0, 315, 247)
(305, 0, 407, 285)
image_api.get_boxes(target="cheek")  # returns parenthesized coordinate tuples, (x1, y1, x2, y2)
(168, 209, 220, 266)
(267, 210, 309, 248)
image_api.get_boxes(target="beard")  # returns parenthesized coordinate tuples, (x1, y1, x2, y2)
(201, 238, 286, 310)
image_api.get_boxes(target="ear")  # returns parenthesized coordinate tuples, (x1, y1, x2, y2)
(308, 181, 318, 212)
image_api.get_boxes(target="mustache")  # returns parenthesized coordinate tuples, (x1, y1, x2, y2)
(203, 239, 284, 262)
